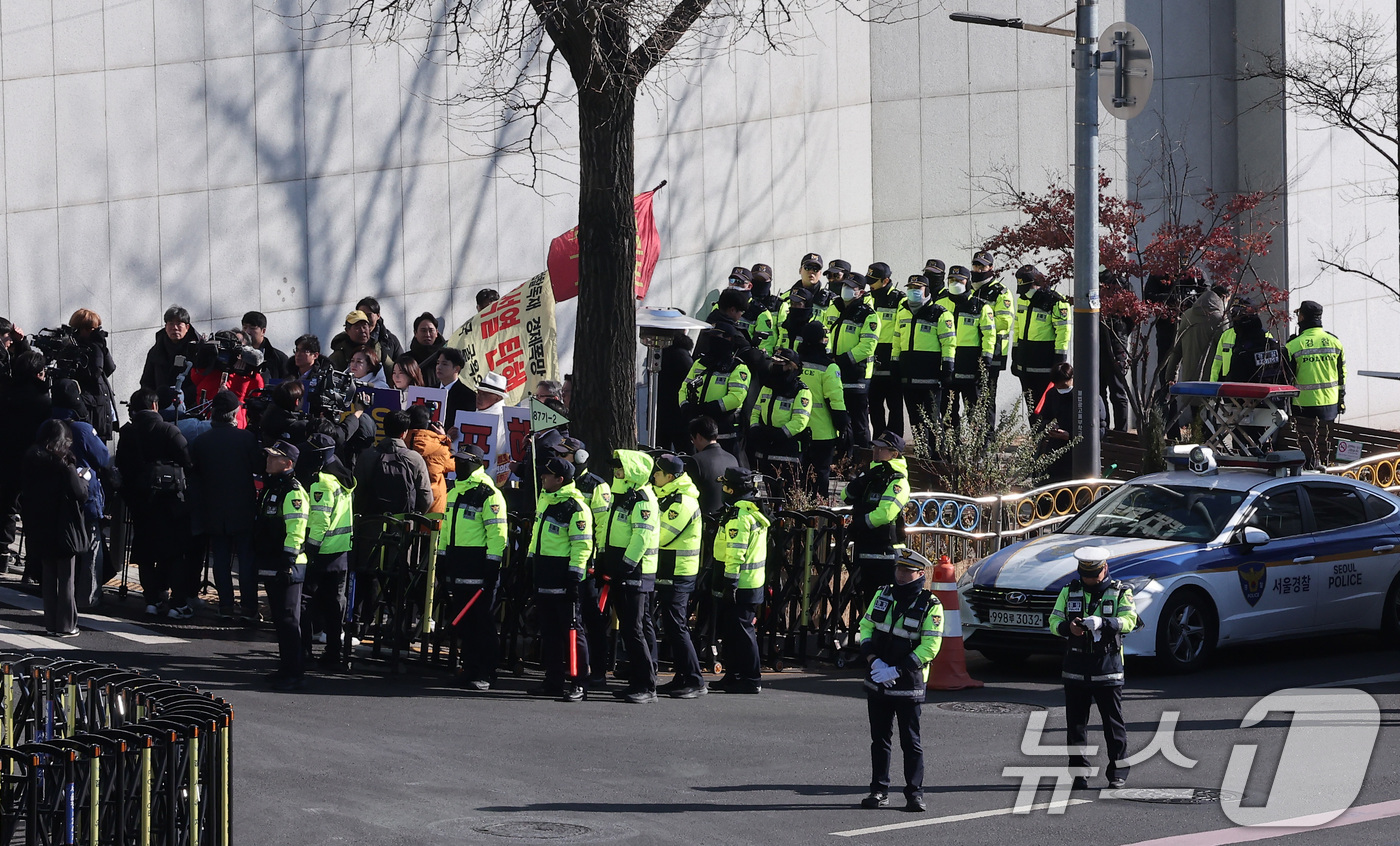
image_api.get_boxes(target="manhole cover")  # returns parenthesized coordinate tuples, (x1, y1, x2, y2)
(936, 701, 1046, 715)
(1104, 787, 1240, 804)
(474, 822, 592, 839)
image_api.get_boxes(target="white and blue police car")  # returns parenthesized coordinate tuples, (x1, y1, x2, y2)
(959, 447, 1400, 672)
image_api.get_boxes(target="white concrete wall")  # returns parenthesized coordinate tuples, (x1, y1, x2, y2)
(0, 0, 872, 407)
(1279, 0, 1400, 428)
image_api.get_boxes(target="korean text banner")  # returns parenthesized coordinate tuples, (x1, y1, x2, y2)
(546, 189, 661, 302)
(446, 272, 557, 406)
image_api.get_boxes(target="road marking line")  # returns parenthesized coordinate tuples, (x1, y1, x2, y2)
(0, 625, 81, 652)
(830, 798, 1092, 837)
(1308, 672, 1400, 688)
(1118, 798, 1400, 846)
(0, 587, 185, 645)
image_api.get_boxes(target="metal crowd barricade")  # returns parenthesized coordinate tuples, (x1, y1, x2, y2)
(1, 654, 235, 846)
(1330, 451, 1400, 492)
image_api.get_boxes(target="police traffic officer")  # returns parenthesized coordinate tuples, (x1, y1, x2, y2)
(777, 252, 830, 327)
(439, 444, 509, 690)
(822, 260, 854, 326)
(1210, 307, 1282, 384)
(712, 467, 769, 694)
(1049, 547, 1138, 789)
(600, 449, 661, 703)
(1010, 264, 1070, 419)
(942, 266, 996, 424)
(773, 285, 817, 352)
(561, 436, 614, 685)
(651, 454, 707, 699)
(866, 262, 906, 437)
(841, 431, 911, 613)
(825, 272, 881, 449)
(798, 321, 850, 497)
(527, 457, 594, 702)
(255, 440, 310, 691)
(679, 329, 752, 463)
(298, 434, 355, 671)
(749, 348, 813, 499)
(857, 552, 943, 813)
(894, 275, 955, 446)
(1284, 300, 1345, 470)
(971, 250, 1014, 428)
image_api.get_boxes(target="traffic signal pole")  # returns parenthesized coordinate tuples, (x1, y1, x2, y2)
(1070, 0, 1101, 479)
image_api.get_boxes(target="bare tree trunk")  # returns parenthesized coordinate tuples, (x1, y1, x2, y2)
(572, 83, 639, 461)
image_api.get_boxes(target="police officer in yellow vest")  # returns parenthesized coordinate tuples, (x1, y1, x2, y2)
(1010, 264, 1070, 419)
(561, 436, 614, 686)
(773, 285, 817, 352)
(777, 252, 832, 328)
(256, 440, 310, 691)
(858, 551, 943, 813)
(941, 267, 996, 423)
(1284, 300, 1345, 470)
(894, 275, 956, 445)
(824, 272, 882, 449)
(651, 454, 707, 699)
(439, 444, 509, 690)
(1210, 309, 1282, 384)
(601, 449, 661, 703)
(298, 434, 356, 671)
(679, 328, 752, 463)
(798, 321, 850, 497)
(842, 431, 911, 613)
(749, 347, 813, 499)
(1049, 547, 1138, 789)
(867, 262, 907, 437)
(971, 251, 1014, 426)
(527, 457, 593, 702)
(712, 467, 769, 694)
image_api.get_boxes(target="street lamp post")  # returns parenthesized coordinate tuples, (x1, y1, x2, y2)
(951, 1, 1101, 478)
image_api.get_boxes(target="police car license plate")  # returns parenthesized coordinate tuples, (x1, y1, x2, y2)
(989, 610, 1044, 628)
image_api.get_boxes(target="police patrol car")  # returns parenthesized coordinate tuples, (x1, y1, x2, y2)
(959, 447, 1400, 672)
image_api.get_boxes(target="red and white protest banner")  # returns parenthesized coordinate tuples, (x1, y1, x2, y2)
(445, 272, 557, 406)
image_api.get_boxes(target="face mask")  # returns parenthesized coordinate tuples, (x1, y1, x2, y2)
(1016, 281, 1034, 295)
(1057, 386, 1073, 394)
(906, 289, 925, 308)
(841, 286, 858, 302)
(947, 281, 967, 297)
(971, 270, 992, 284)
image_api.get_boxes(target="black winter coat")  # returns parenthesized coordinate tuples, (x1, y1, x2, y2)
(188, 420, 260, 536)
(140, 329, 203, 393)
(114, 409, 193, 507)
(21, 449, 89, 556)
(0, 380, 53, 467)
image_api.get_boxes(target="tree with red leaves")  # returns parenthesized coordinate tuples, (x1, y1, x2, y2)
(979, 171, 1283, 435)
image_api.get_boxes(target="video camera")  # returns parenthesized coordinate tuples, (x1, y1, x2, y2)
(306, 368, 361, 415)
(30, 325, 86, 382)
(200, 330, 264, 376)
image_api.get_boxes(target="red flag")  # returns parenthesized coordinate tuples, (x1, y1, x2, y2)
(548, 189, 663, 302)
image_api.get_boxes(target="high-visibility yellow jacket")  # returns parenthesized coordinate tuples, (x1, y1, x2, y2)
(600, 450, 660, 589)
(529, 481, 593, 591)
(715, 498, 769, 591)
(858, 586, 943, 696)
(893, 301, 956, 383)
(306, 470, 355, 556)
(1285, 326, 1345, 407)
(975, 278, 1015, 369)
(439, 467, 508, 560)
(824, 296, 881, 382)
(655, 473, 703, 582)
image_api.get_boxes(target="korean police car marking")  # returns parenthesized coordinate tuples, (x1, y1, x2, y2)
(1330, 563, 1362, 588)
(1238, 562, 1267, 607)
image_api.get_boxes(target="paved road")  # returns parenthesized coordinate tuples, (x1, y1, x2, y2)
(2, 580, 1398, 846)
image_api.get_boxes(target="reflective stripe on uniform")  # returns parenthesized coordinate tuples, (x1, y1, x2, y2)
(1296, 380, 1339, 391)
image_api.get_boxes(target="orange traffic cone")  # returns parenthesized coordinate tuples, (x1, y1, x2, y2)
(928, 554, 983, 690)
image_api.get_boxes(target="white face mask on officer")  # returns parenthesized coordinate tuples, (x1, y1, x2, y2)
(841, 285, 859, 302)
(947, 281, 968, 296)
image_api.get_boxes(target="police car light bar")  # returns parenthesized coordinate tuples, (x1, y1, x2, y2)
(1168, 381, 1300, 399)
(1166, 445, 1308, 477)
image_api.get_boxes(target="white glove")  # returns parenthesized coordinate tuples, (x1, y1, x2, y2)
(1082, 615, 1103, 632)
(871, 665, 901, 684)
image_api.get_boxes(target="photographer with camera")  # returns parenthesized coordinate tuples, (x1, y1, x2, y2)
(0, 350, 53, 578)
(188, 329, 266, 428)
(64, 309, 119, 442)
(0, 316, 31, 391)
(115, 388, 196, 619)
(140, 306, 203, 397)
